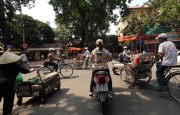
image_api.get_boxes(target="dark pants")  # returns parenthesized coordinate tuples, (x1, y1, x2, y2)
(156, 62, 168, 88)
(0, 79, 15, 115)
(90, 69, 112, 92)
(47, 61, 58, 71)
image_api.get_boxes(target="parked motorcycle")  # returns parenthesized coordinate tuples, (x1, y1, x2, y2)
(112, 60, 125, 75)
(92, 68, 113, 114)
(112, 60, 133, 75)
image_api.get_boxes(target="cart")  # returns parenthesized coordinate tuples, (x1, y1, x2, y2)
(16, 71, 61, 105)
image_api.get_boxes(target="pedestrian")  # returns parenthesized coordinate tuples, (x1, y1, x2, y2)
(0, 51, 34, 115)
(155, 33, 177, 91)
(83, 47, 91, 69)
(20, 50, 29, 69)
(41, 54, 44, 61)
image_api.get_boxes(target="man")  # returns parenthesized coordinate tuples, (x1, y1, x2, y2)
(156, 33, 177, 91)
(20, 50, 29, 69)
(47, 48, 62, 71)
(121, 46, 131, 63)
(83, 47, 91, 69)
(89, 39, 114, 96)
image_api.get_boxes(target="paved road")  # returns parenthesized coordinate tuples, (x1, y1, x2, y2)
(0, 61, 180, 115)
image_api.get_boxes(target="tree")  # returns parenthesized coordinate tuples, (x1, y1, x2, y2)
(49, 0, 132, 47)
(4, 14, 55, 49)
(0, 0, 35, 49)
(121, 0, 180, 36)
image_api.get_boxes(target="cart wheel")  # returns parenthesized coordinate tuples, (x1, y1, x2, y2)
(17, 97, 22, 106)
(42, 96, 47, 104)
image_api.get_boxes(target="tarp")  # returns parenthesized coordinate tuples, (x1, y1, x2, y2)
(118, 34, 155, 42)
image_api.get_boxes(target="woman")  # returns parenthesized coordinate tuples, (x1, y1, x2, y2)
(0, 51, 34, 115)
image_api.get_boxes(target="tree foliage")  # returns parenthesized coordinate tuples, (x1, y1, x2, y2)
(122, 0, 180, 36)
(49, 0, 132, 47)
(0, 0, 35, 49)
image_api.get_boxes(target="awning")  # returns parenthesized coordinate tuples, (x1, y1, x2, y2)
(68, 47, 83, 52)
(118, 34, 156, 42)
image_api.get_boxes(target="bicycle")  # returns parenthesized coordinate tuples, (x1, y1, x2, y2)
(39, 56, 74, 78)
(159, 65, 180, 102)
(73, 54, 85, 69)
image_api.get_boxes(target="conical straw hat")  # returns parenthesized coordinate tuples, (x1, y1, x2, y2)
(0, 51, 21, 64)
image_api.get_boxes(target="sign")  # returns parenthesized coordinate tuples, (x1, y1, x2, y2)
(22, 43, 28, 49)
(7, 44, 12, 49)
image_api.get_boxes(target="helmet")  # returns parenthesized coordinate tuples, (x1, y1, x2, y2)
(123, 46, 128, 49)
(49, 48, 55, 51)
(96, 39, 103, 45)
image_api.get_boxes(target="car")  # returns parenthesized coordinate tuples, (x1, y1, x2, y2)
(177, 51, 180, 65)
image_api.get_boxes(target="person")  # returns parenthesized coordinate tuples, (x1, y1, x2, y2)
(0, 51, 34, 115)
(155, 33, 177, 91)
(46, 48, 62, 71)
(41, 54, 44, 61)
(83, 47, 91, 69)
(119, 46, 131, 63)
(130, 46, 143, 67)
(89, 39, 114, 96)
(20, 50, 29, 69)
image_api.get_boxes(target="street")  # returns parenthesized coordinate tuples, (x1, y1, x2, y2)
(0, 61, 180, 115)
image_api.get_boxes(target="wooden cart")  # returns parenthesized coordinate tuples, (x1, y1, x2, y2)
(16, 72, 61, 105)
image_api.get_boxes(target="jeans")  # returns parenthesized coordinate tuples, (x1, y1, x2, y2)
(47, 61, 58, 71)
(156, 62, 168, 88)
(90, 69, 112, 92)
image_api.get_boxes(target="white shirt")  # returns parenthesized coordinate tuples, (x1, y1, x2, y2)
(21, 54, 27, 62)
(84, 50, 91, 58)
(158, 41, 177, 66)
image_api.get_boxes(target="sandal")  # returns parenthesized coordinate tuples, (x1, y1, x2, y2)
(155, 87, 166, 92)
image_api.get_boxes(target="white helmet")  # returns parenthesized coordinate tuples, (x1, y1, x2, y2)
(49, 48, 55, 51)
(123, 46, 128, 49)
(96, 39, 103, 45)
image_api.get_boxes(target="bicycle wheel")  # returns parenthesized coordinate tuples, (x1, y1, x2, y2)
(120, 67, 135, 87)
(166, 72, 180, 102)
(37, 66, 52, 78)
(59, 64, 74, 78)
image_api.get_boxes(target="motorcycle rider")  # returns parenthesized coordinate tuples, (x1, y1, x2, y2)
(89, 39, 114, 96)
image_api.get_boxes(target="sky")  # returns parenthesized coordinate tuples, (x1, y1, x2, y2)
(22, 0, 148, 34)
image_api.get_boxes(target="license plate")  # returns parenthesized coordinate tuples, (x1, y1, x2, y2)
(96, 83, 108, 92)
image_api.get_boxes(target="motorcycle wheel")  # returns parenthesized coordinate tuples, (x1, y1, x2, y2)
(112, 67, 120, 75)
(101, 102, 107, 114)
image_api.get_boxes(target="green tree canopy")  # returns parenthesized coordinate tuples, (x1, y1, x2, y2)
(49, 0, 132, 47)
(122, 0, 180, 36)
(0, 0, 35, 49)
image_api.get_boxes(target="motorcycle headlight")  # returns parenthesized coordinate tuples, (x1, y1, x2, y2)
(94, 77, 99, 83)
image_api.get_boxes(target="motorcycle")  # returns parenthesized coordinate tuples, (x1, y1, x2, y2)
(112, 60, 133, 75)
(92, 66, 113, 114)
(112, 60, 125, 75)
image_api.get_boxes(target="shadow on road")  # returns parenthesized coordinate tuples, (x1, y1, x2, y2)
(20, 88, 70, 107)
